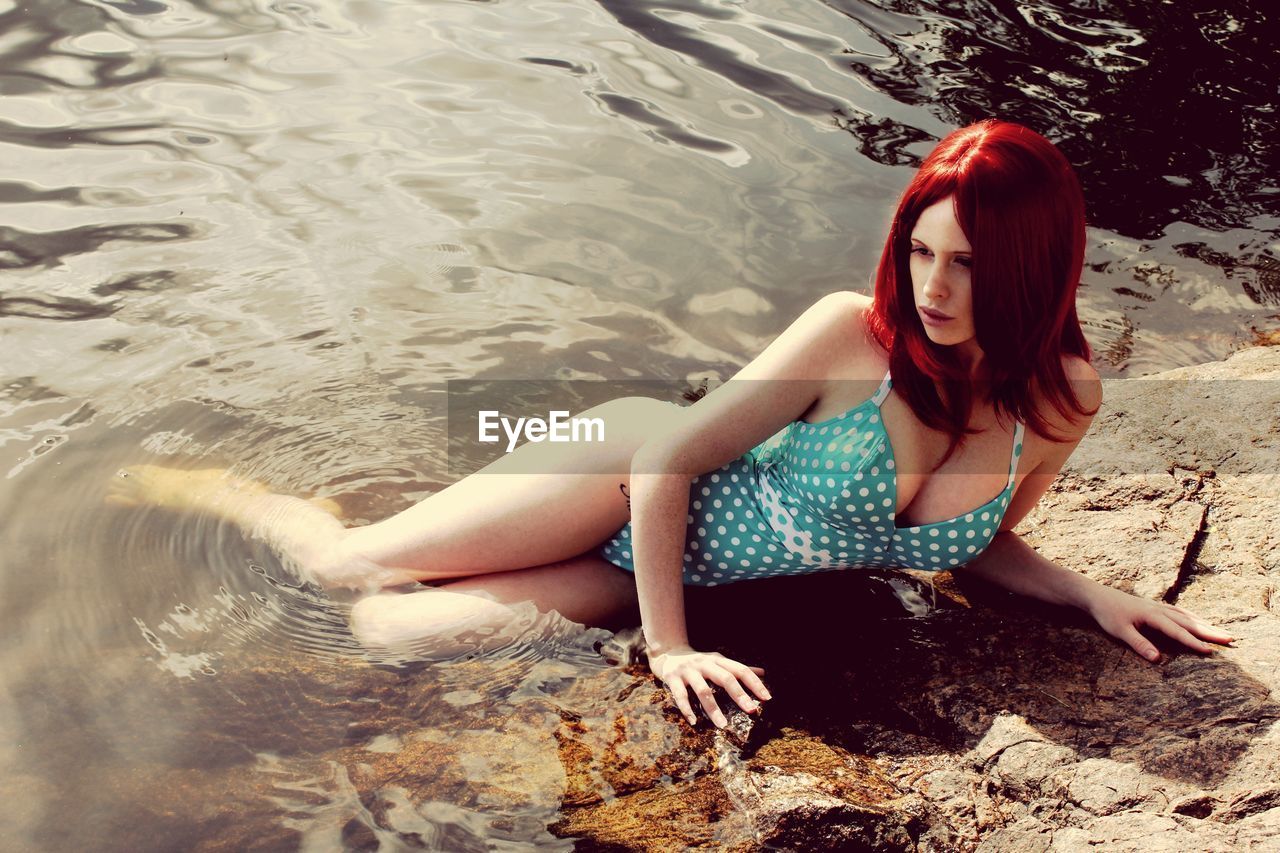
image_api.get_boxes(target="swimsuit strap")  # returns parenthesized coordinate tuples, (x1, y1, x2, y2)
(1005, 421, 1025, 490)
(870, 369, 893, 408)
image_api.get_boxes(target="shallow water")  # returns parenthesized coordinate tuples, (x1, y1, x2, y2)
(1, 0, 1276, 848)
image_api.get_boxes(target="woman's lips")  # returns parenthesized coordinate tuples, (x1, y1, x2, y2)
(918, 306, 953, 326)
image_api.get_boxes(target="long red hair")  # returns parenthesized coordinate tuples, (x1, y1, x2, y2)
(864, 118, 1096, 467)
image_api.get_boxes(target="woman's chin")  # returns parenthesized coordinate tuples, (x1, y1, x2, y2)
(923, 328, 969, 347)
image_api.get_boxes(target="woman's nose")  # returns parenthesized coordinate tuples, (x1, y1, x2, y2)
(923, 266, 949, 299)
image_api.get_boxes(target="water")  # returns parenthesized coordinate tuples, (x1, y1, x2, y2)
(1, 0, 1276, 848)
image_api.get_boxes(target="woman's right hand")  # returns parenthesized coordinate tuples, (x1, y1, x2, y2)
(647, 646, 771, 728)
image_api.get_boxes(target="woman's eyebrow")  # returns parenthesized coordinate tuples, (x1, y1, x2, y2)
(909, 236, 971, 254)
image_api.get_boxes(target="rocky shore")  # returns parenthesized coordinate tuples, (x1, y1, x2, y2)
(46, 345, 1276, 851)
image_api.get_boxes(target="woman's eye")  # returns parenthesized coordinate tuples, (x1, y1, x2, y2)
(957, 258, 972, 268)
(911, 246, 930, 257)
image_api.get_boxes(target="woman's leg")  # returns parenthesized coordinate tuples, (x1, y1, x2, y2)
(349, 551, 640, 651)
(109, 396, 684, 591)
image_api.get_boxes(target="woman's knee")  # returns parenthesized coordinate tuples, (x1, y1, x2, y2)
(349, 588, 518, 649)
(592, 396, 685, 444)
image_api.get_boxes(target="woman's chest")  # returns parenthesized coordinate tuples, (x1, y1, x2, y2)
(880, 394, 1028, 527)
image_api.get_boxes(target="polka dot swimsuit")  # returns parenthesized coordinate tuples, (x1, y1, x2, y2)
(597, 370, 1024, 587)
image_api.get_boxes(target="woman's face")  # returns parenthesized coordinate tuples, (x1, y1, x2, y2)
(909, 196, 980, 361)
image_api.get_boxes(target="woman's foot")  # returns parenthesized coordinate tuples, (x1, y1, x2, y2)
(107, 465, 343, 519)
(106, 464, 419, 592)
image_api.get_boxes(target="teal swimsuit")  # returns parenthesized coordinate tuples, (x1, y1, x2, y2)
(597, 370, 1024, 586)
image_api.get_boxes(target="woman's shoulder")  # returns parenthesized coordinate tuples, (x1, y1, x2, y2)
(808, 289, 877, 348)
(1027, 353, 1102, 441)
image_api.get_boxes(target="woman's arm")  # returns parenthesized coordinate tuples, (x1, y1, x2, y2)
(953, 530, 1096, 609)
(955, 531, 1234, 660)
(958, 359, 1232, 660)
(630, 290, 870, 727)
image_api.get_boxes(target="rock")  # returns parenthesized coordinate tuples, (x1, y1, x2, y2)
(552, 344, 1280, 850)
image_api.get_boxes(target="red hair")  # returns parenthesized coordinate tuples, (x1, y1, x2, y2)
(864, 118, 1096, 466)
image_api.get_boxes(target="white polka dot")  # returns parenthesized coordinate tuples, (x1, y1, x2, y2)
(697, 527, 706, 536)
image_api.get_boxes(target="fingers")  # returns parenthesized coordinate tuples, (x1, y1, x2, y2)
(1122, 607, 1237, 661)
(1119, 624, 1161, 661)
(684, 671, 728, 728)
(664, 675, 700, 727)
(717, 660, 773, 704)
(1162, 606, 1236, 646)
(657, 657, 772, 729)
(1154, 614, 1216, 653)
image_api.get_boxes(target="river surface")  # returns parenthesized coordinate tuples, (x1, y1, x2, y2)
(1, 0, 1276, 849)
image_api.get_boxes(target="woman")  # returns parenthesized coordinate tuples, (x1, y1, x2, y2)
(111, 119, 1233, 730)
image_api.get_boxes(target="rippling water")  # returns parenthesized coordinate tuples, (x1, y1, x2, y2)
(2, 0, 1276, 847)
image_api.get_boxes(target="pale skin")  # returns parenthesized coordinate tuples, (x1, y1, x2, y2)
(108, 195, 1235, 730)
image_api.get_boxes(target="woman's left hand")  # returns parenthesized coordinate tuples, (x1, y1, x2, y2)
(1083, 584, 1235, 662)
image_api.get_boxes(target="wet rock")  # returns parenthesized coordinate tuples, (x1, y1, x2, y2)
(47, 346, 1276, 851)
(552, 345, 1280, 850)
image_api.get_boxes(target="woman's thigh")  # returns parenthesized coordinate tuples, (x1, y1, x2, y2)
(349, 551, 640, 649)
(341, 397, 685, 581)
